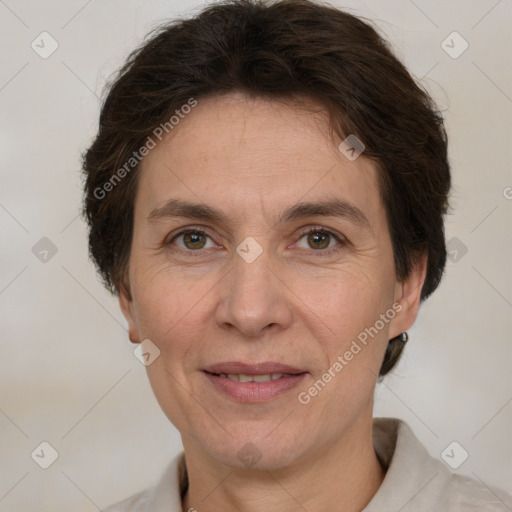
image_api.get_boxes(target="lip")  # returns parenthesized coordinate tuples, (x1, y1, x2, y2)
(203, 361, 308, 403)
(204, 361, 306, 375)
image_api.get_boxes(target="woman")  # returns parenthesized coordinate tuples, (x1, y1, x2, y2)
(82, 0, 512, 510)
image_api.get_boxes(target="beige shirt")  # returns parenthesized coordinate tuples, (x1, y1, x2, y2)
(104, 417, 512, 511)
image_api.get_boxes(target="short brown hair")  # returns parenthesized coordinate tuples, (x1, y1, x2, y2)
(82, 0, 451, 375)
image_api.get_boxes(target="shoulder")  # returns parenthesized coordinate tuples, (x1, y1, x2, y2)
(368, 418, 512, 511)
(102, 487, 153, 512)
(448, 472, 512, 511)
(101, 451, 187, 512)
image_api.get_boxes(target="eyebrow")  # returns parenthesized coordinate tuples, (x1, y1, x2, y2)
(147, 198, 370, 230)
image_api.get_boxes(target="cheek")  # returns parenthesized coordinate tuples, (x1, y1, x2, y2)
(132, 257, 193, 325)
(298, 264, 395, 398)
(130, 264, 216, 361)
(298, 275, 392, 412)
(298, 263, 394, 339)
(130, 270, 214, 430)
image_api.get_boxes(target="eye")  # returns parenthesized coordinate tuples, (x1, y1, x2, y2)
(295, 226, 345, 253)
(166, 226, 345, 255)
(167, 228, 216, 251)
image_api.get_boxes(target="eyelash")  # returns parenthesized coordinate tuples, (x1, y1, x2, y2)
(166, 225, 346, 256)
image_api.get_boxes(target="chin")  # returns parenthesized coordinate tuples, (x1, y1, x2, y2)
(198, 426, 312, 471)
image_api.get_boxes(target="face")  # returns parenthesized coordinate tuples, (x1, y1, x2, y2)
(120, 92, 425, 470)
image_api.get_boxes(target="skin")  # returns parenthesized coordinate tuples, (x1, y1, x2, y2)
(119, 92, 427, 512)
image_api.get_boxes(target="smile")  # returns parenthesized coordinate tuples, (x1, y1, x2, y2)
(203, 369, 308, 402)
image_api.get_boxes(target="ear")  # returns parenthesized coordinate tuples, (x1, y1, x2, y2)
(119, 285, 142, 344)
(388, 252, 428, 339)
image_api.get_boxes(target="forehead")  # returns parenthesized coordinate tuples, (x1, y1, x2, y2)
(135, 93, 383, 226)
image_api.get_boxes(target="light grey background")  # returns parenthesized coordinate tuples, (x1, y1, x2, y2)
(0, 0, 511, 510)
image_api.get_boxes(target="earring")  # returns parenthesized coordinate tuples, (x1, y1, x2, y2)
(397, 332, 408, 343)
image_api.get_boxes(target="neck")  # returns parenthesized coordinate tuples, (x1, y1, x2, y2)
(181, 414, 386, 512)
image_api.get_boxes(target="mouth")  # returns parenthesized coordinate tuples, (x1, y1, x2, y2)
(203, 362, 308, 402)
(206, 372, 294, 382)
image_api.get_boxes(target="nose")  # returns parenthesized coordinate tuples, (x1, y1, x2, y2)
(214, 243, 293, 339)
